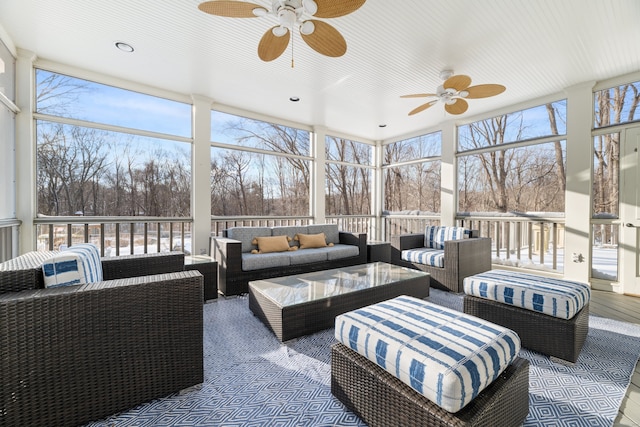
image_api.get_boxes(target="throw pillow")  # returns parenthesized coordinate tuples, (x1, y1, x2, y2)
(294, 233, 335, 249)
(250, 235, 297, 254)
(42, 243, 103, 288)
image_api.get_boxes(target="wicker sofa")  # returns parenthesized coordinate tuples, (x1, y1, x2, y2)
(0, 251, 204, 427)
(391, 227, 492, 293)
(211, 224, 367, 296)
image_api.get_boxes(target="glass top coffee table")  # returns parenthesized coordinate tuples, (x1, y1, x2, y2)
(248, 262, 430, 341)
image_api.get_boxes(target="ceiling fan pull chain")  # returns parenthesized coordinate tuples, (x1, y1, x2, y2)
(291, 33, 295, 68)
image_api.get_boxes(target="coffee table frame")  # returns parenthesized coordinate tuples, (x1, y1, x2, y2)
(248, 262, 430, 341)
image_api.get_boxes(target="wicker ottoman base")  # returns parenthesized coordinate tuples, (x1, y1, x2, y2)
(331, 343, 530, 427)
(463, 295, 589, 363)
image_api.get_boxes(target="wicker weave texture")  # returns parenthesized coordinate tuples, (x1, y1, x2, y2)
(390, 233, 491, 293)
(0, 270, 204, 427)
(331, 343, 529, 427)
(463, 294, 589, 363)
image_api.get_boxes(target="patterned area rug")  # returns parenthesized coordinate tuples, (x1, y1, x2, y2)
(89, 290, 640, 427)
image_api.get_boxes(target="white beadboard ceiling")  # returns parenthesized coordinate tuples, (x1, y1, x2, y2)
(1, 0, 639, 142)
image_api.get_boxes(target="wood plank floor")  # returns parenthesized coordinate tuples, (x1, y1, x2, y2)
(589, 290, 640, 426)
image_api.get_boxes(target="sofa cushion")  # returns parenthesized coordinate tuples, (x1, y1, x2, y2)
(308, 224, 339, 245)
(272, 226, 308, 248)
(425, 226, 468, 249)
(227, 227, 271, 253)
(335, 295, 521, 413)
(252, 235, 294, 254)
(463, 269, 591, 320)
(42, 243, 103, 288)
(326, 244, 359, 261)
(401, 248, 445, 268)
(242, 252, 291, 271)
(288, 247, 329, 265)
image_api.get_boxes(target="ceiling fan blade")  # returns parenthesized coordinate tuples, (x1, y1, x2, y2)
(258, 27, 290, 61)
(301, 20, 346, 57)
(445, 98, 469, 115)
(443, 74, 472, 91)
(465, 84, 506, 99)
(408, 101, 437, 116)
(313, 0, 366, 18)
(198, 0, 266, 17)
(400, 93, 437, 99)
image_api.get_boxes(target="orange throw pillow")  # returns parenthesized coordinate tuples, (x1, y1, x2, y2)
(251, 235, 293, 254)
(296, 233, 334, 249)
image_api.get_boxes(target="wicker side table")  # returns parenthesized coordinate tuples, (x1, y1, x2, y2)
(367, 241, 391, 263)
(184, 255, 218, 301)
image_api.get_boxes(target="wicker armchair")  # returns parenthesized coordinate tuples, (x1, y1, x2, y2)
(391, 230, 491, 293)
(0, 251, 204, 427)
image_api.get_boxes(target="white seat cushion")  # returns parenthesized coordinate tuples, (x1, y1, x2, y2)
(335, 295, 521, 413)
(463, 269, 591, 320)
(402, 248, 445, 267)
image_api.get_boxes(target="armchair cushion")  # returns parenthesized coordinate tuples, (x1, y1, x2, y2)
(402, 248, 445, 268)
(425, 226, 469, 249)
(42, 243, 103, 288)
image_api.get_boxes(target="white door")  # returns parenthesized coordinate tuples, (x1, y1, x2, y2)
(621, 127, 640, 296)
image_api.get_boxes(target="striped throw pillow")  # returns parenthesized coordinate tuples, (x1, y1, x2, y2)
(42, 243, 103, 288)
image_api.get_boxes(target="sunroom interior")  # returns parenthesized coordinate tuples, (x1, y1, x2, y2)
(1, 1, 640, 426)
(1, 0, 639, 295)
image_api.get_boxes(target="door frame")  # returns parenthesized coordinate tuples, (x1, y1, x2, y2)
(621, 126, 640, 296)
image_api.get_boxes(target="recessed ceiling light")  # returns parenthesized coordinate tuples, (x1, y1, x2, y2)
(115, 42, 134, 53)
(289, 96, 300, 102)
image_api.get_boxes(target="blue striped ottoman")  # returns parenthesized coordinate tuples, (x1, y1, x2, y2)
(331, 295, 530, 427)
(463, 269, 591, 363)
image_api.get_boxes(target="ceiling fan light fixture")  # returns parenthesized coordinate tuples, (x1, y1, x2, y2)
(278, 7, 297, 28)
(272, 26, 288, 37)
(459, 90, 469, 98)
(253, 7, 268, 17)
(303, 0, 318, 15)
(300, 20, 315, 35)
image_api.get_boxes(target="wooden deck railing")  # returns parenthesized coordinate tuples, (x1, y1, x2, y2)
(31, 213, 566, 274)
(33, 216, 193, 257)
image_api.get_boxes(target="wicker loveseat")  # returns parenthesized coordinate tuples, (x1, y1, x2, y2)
(0, 250, 204, 427)
(211, 224, 367, 296)
(391, 226, 492, 293)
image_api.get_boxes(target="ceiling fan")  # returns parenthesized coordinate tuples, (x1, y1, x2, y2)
(198, 0, 366, 63)
(401, 70, 506, 116)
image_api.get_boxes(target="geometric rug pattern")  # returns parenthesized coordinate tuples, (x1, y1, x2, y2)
(87, 290, 640, 427)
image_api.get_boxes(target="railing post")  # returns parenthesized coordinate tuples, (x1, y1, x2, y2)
(539, 222, 545, 266)
(100, 224, 105, 256)
(115, 223, 120, 256)
(144, 223, 148, 254)
(129, 222, 134, 255)
(48, 225, 54, 251)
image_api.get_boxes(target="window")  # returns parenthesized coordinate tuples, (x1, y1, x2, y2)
(210, 111, 311, 217)
(383, 132, 441, 212)
(0, 39, 17, 261)
(35, 70, 192, 216)
(211, 110, 310, 156)
(325, 136, 372, 215)
(458, 102, 567, 273)
(210, 147, 310, 217)
(458, 100, 566, 151)
(594, 81, 640, 128)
